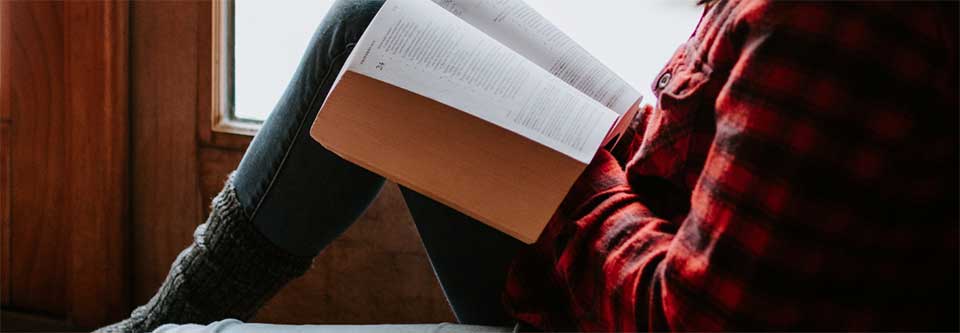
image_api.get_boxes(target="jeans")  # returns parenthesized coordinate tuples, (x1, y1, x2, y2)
(230, 0, 524, 326)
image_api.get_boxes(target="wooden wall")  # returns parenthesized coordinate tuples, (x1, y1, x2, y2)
(1, 0, 453, 330)
(1, 0, 130, 329)
(4, 1, 70, 316)
(129, 0, 455, 326)
(0, 0, 10, 310)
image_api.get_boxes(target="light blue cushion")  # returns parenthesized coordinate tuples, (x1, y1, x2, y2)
(152, 319, 514, 333)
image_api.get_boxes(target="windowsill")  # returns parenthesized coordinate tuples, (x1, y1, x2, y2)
(212, 114, 260, 137)
(203, 112, 256, 149)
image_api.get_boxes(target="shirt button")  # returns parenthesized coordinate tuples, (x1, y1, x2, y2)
(657, 72, 672, 89)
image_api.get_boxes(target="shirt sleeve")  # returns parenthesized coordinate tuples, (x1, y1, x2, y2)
(506, 1, 959, 331)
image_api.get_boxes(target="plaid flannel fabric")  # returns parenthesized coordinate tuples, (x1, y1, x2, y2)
(504, 1, 959, 331)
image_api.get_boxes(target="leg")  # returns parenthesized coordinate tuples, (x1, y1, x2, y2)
(98, 1, 386, 332)
(400, 190, 526, 326)
(233, 0, 388, 256)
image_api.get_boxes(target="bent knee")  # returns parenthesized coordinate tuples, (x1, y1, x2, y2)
(326, 0, 386, 42)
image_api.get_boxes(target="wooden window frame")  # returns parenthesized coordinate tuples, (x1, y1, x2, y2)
(201, 0, 253, 149)
(126, 2, 456, 326)
(210, 0, 260, 138)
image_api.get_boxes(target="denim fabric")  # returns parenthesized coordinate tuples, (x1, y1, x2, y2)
(231, 0, 524, 326)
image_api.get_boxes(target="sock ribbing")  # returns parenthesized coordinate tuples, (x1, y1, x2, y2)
(96, 174, 314, 333)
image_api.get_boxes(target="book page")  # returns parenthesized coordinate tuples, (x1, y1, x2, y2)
(345, 0, 617, 163)
(431, 0, 641, 114)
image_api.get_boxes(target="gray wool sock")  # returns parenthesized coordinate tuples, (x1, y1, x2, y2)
(96, 175, 313, 333)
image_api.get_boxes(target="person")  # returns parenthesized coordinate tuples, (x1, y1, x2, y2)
(99, 0, 958, 331)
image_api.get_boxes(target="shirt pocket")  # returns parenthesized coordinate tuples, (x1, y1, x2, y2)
(629, 41, 715, 194)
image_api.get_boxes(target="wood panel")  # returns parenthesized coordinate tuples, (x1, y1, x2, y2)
(253, 183, 455, 324)
(130, 0, 205, 304)
(0, 0, 8, 122)
(129, 0, 454, 325)
(1, 0, 130, 328)
(195, 146, 455, 323)
(198, 147, 243, 217)
(62, 1, 130, 327)
(1, 0, 11, 306)
(193, 155, 457, 324)
(1, 122, 9, 306)
(1, 310, 75, 332)
(6, 1, 69, 316)
(196, 146, 455, 324)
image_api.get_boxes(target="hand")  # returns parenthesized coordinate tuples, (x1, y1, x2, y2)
(629, 104, 655, 131)
(559, 149, 629, 218)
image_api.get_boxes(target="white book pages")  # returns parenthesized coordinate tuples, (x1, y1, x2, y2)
(430, 0, 642, 114)
(347, 0, 618, 163)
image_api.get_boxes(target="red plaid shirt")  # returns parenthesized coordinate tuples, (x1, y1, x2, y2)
(504, 1, 959, 331)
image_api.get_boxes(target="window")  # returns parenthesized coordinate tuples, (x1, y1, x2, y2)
(233, 0, 335, 122)
(217, 0, 700, 131)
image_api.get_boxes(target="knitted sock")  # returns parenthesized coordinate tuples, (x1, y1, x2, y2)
(96, 175, 313, 333)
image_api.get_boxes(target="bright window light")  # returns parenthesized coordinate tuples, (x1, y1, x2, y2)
(234, 0, 335, 121)
(233, 0, 701, 122)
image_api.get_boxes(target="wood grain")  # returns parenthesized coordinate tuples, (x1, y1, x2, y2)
(129, 0, 455, 325)
(196, 1, 253, 151)
(253, 183, 455, 324)
(198, 147, 243, 218)
(0, 0, 7, 122)
(0, 0, 11, 306)
(2, 1, 131, 326)
(196, 145, 455, 324)
(6, 0, 69, 316)
(130, 0, 205, 305)
(1, 122, 10, 306)
(1, 309, 76, 332)
(2, 0, 456, 326)
(62, 1, 130, 327)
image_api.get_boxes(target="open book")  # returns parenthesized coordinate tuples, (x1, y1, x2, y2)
(311, 0, 642, 243)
